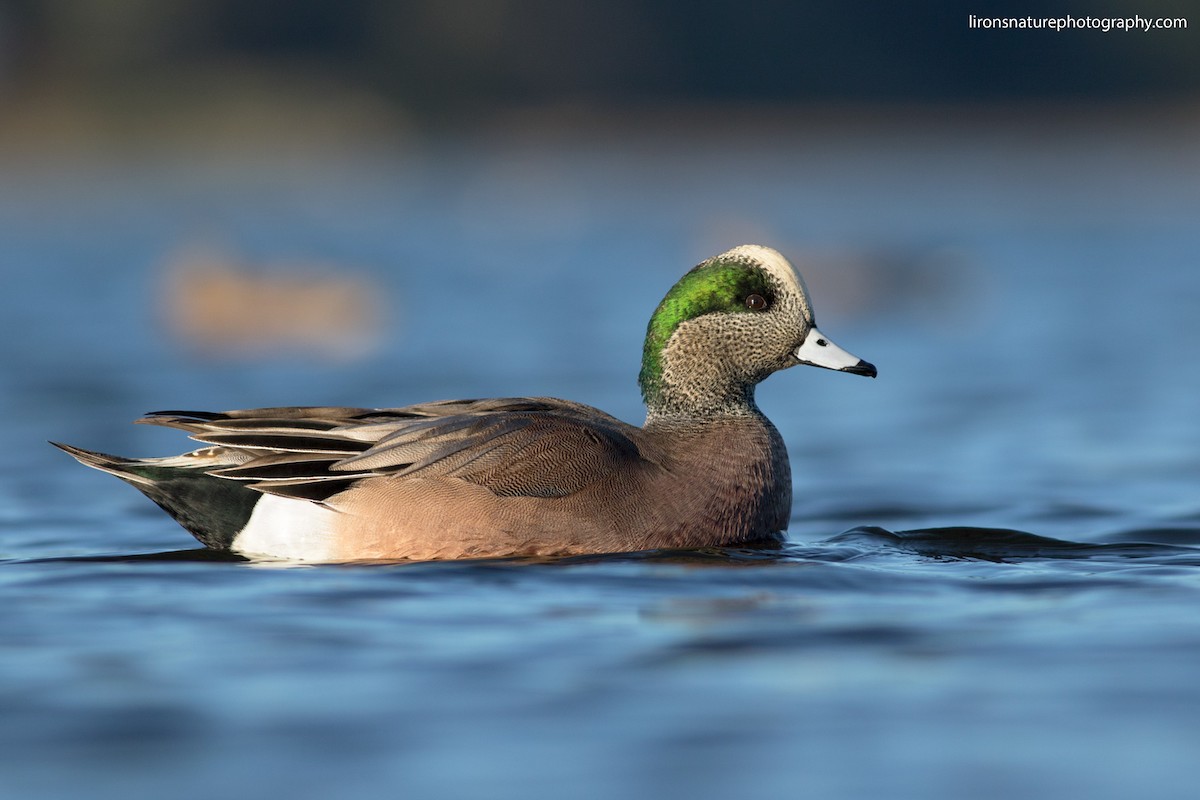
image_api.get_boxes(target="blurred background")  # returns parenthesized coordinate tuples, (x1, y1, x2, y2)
(1, 6, 1194, 365)
(1, 0, 1194, 502)
(2, 0, 1198, 130)
(3, 4, 1200, 800)
(2, 0, 1198, 531)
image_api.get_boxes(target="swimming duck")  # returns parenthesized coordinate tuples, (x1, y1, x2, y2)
(54, 245, 875, 562)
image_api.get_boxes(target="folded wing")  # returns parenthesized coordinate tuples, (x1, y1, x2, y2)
(139, 398, 650, 503)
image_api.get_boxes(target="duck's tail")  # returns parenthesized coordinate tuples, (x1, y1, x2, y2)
(50, 442, 261, 550)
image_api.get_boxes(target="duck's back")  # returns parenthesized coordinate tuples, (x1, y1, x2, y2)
(323, 409, 792, 560)
(102, 398, 790, 560)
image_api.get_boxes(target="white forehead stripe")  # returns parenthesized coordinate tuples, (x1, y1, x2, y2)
(720, 244, 811, 318)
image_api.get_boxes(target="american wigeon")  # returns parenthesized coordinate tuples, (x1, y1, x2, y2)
(54, 245, 875, 562)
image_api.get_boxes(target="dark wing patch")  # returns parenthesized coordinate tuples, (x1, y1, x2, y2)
(253, 477, 362, 501)
(334, 408, 645, 497)
(137, 399, 648, 502)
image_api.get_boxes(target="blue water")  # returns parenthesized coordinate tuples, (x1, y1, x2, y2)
(2, 111, 1200, 799)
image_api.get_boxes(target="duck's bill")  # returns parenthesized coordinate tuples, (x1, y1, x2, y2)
(794, 327, 877, 378)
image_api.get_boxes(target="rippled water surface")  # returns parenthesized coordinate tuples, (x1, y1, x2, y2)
(3, 115, 1199, 799)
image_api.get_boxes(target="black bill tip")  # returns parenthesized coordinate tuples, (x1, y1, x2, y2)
(844, 359, 878, 378)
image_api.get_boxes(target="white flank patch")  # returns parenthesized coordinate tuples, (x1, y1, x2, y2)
(232, 494, 338, 562)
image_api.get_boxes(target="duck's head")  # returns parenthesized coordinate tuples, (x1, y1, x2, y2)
(639, 244, 876, 418)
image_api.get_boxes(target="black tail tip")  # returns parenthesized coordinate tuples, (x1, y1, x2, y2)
(49, 441, 128, 471)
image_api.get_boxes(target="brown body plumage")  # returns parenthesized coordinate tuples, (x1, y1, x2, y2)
(54, 245, 875, 562)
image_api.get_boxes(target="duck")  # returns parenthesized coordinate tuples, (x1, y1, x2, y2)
(54, 245, 876, 562)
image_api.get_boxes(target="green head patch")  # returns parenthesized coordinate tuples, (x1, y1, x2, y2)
(638, 260, 775, 404)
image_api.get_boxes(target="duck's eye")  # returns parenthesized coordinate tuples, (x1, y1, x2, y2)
(745, 294, 769, 311)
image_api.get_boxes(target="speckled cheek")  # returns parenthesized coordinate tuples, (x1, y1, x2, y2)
(772, 296, 813, 359)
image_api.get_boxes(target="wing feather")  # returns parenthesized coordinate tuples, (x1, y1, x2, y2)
(138, 398, 650, 503)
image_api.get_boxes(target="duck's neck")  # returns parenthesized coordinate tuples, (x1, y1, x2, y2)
(639, 328, 764, 421)
(642, 385, 762, 427)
